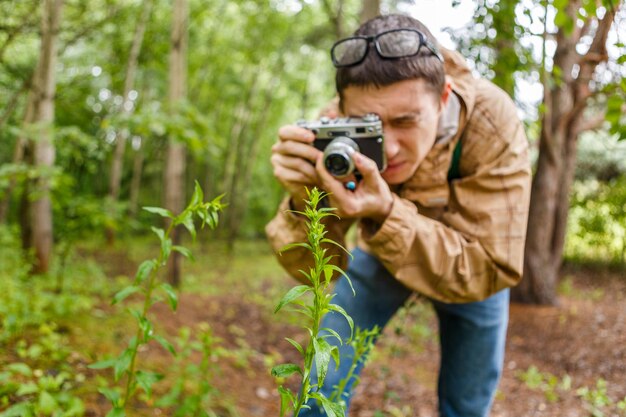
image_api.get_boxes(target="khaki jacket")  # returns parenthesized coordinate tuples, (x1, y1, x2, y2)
(265, 48, 531, 303)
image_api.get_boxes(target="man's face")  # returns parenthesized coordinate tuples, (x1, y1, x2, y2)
(342, 79, 445, 185)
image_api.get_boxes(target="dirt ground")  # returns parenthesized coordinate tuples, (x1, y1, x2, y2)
(84, 260, 626, 417)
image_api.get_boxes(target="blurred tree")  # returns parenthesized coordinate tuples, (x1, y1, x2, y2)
(360, 0, 381, 23)
(29, 0, 64, 273)
(453, 0, 625, 304)
(106, 0, 154, 243)
(164, 0, 188, 287)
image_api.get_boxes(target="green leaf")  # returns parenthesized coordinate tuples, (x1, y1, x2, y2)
(88, 358, 117, 370)
(172, 245, 194, 260)
(328, 304, 354, 339)
(274, 285, 311, 313)
(285, 337, 304, 355)
(159, 283, 178, 311)
(313, 337, 331, 388)
(16, 382, 38, 395)
(271, 363, 302, 378)
(152, 334, 176, 355)
(314, 392, 345, 417)
(105, 408, 126, 417)
(179, 213, 196, 240)
(190, 181, 204, 207)
(277, 386, 296, 417)
(135, 371, 164, 398)
(279, 242, 312, 254)
(0, 403, 33, 417)
(112, 285, 141, 305)
(161, 237, 172, 260)
(134, 259, 156, 284)
(330, 345, 341, 371)
(113, 349, 134, 381)
(143, 207, 174, 218)
(320, 328, 343, 345)
(151, 226, 165, 242)
(38, 391, 58, 414)
(7, 363, 32, 376)
(98, 387, 121, 406)
(138, 316, 153, 341)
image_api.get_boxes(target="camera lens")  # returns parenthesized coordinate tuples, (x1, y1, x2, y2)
(322, 136, 359, 178)
(325, 154, 350, 176)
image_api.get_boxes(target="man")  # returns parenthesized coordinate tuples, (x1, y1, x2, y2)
(266, 13, 531, 417)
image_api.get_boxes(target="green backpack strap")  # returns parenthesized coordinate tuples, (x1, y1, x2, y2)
(447, 138, 462, 181)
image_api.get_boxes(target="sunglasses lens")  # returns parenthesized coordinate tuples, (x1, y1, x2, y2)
(332, 38, 368, 66)
(377, 30, 421, 58)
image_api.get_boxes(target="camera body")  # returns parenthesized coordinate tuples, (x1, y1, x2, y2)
(297, 114, 386, 178)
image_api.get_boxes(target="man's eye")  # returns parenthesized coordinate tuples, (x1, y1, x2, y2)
(393, 119, 418, 127)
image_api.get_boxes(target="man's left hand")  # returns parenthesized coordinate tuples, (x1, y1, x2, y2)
(316, 152, 394, 224)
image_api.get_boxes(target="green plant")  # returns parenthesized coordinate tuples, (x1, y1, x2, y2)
(89, 182, 224, 416)
(517, 365, 571, 403)
(0, 326, 85, 417)
(576, 379, 614, 417)
(157, 324, 238, 417)
(329, 326, 379, 409)
(0, 226, 98, 342)
(271, 188, 354, 417)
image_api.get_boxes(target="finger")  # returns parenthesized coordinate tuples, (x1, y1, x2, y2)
(274, 140, 321, 163)
(353, 152, 380, 181)
(272, 154, 318, 181)
(274, 164, 318, 187)
(278, 125, 315, 143)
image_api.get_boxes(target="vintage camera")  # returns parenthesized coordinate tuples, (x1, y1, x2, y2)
(297, 113, 386, 178)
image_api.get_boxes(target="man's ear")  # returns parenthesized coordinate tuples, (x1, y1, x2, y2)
(440, 76, 453, 109)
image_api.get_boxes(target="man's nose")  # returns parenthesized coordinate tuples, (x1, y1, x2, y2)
(383, 130, 400, 159)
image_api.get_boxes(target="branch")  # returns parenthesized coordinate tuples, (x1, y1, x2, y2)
(58, 4, 125, 55)
(0, 2, 40, 64)
(0, 77, 31, 130)
(574, 112, 606, 135)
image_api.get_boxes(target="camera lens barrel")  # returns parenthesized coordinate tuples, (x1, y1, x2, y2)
(323, 137, 359, 178)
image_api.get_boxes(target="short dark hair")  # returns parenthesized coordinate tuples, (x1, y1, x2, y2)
(336, 14, 445, 103)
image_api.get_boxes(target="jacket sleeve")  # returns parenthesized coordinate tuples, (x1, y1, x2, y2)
(265, 197, 356, 284)
(362, 92, 531, 303)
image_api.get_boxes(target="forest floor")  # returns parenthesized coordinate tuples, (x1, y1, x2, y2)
(4, 239, 626, 417)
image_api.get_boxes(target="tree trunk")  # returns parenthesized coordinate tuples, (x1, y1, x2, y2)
(29, 0, 63, 274)
(129, 143, 144, 218)
(106, 0, 153, 243)
(164, 0, 188, 287)
(513, 2, 617, 304)
(322, 0, 346, 39)
(359, 0, 380, 24)
(0, 81, 34, 224)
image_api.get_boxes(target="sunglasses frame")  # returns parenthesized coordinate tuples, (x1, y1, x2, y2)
(331, 28, 444, 68)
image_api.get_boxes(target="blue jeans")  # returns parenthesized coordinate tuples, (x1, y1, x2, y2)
(297, 248, 509, 417)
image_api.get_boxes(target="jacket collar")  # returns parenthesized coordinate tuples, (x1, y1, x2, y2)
(441, 46, 476, 130)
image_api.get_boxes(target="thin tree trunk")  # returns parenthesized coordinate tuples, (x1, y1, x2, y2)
(359, 0, 380, 24)
(29, 0, 63, 274)
(322, 0, 346, 38)
(106, 0, 153, 243)
(514, 3, 617, 304)
(0, 84, 34, 224)
(129, 144, 144, 218)
(164, 0, 188, 287)
(225, 69, 283, 248)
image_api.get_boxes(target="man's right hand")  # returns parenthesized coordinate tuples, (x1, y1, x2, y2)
(270, 125, 323, 209)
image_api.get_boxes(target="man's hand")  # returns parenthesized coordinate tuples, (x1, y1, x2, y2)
(271, 125, 323, 210)
(316, 152, 393, 224)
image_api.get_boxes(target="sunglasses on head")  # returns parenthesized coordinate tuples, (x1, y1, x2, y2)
(331, 28, 444, 68)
